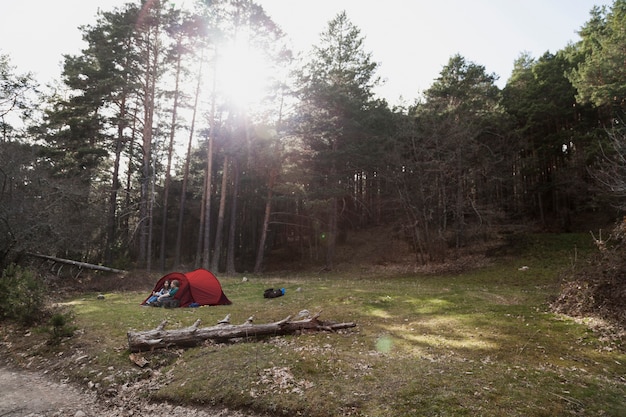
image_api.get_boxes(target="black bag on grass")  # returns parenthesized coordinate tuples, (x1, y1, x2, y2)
(263, 288, 285, 298)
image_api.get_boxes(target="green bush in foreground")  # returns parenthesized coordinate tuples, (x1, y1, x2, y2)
(0, 264, 47, 326)
(46, 311, 78, 344)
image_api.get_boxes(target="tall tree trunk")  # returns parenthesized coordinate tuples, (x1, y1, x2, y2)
(105, 94, 126, 265)
(175, 53, 204, 267)
(254, 169, 276, 273)
(138, 82, 153, 266)
(147, 158, 156, 272)
(211, 154, 230, 272)
(138, 10, 161, 269)
(195, 172, 207, 268)
(226, 159, 240, 275)
(159, 48, 183, 271)
(202, 135, 214, 270)
(201, 55, 218, 269)
(325, 196, 338, 270)
(325, 136, 339, 270)
(123, 106, 138, 254)
(253, 93, 284, 273)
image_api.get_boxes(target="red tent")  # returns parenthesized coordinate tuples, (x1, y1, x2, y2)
(142, 269, 231, 307)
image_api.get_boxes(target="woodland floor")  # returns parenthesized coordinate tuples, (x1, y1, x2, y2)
(3, 228, 625, 416)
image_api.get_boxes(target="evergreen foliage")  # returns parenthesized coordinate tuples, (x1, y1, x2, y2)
(293, 11, 387, 268)
(47, 311, 78, 344)
(0, 0, 624, 273)
(0, 264, 47, 326)
(569, 0, 626, 118)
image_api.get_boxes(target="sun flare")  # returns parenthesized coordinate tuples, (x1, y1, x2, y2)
(216, 32, 275, 109)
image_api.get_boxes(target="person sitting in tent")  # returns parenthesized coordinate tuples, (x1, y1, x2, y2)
(145, 280, 170, 306)
(156, 279, 180, 304)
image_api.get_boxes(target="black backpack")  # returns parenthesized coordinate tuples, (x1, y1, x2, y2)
(263, 288, 284, 298)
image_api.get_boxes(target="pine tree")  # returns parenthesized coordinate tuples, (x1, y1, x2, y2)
(294, 11, 381, 270)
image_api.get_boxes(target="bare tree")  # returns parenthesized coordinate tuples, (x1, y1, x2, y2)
(593, 124, 626, 207)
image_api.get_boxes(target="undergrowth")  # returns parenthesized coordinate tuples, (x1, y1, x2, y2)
(0, 264, 47, 326)
(553, 222, 626, 330)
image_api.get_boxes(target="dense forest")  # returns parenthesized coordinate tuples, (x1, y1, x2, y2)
(1, 0, 625, 274)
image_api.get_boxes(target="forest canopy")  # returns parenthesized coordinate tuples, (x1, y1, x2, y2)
(1, 0, 624, 274)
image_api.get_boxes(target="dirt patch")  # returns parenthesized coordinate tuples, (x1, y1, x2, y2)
(0, 361, 266, 417)
(0, 326, 266, 417)
(0, 365, 99, 416)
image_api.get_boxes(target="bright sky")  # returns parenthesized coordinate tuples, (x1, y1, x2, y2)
(0, 0, 614, 105)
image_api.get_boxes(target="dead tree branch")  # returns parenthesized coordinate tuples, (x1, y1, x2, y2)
(25, 253, 127, 274)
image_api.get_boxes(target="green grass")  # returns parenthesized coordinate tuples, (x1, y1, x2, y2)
(37, 234, 626, 416)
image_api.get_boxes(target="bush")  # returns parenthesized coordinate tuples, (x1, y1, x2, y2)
(47, 311, 77, 344)
(0, 264, 48, 326)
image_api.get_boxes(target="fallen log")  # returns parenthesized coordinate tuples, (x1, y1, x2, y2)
(25, 252, 127, 274)
(127, 311, 356, 352)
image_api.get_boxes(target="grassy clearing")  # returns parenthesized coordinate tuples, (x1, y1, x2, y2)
(24, 234, 626, 416)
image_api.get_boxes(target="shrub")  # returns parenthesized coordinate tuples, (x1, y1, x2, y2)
(47, 311, 77, 344)
(0, 264, 48, 326)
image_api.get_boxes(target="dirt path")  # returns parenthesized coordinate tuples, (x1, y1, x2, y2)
(0, 365, 98, 416)
(0, 365, 261, 417)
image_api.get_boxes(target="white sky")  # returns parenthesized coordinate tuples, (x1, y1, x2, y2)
(0, 0, 614, 105)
